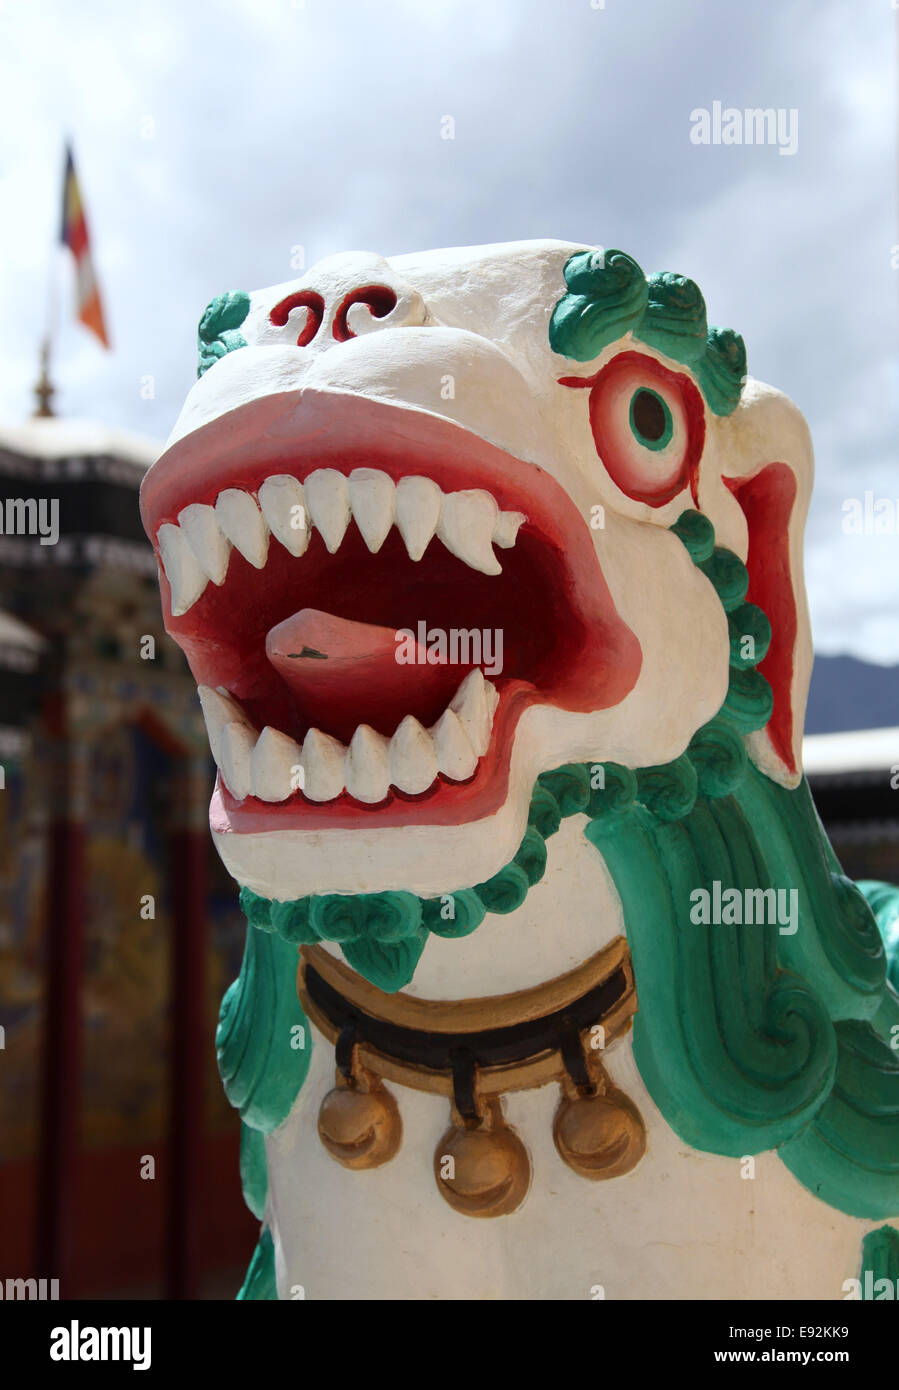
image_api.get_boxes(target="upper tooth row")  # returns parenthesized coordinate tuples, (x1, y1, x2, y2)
(198, 668, 499, 805)
(157, 469, 527, 616)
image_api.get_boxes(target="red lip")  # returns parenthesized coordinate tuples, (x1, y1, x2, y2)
(141, 390, 641, 833)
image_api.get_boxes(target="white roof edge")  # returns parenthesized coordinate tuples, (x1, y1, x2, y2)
(0, 610, 46, 651)
(0, 417, 161, 469)
(802, 726, 899, 775)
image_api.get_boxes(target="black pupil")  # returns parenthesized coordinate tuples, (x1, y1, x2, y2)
(633, 390, 666, 442)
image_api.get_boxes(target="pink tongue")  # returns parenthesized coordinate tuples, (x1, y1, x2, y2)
(265, 609, 473, 740)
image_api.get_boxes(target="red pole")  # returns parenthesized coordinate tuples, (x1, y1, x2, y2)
(36, 743, 87, 1296)
(165, 758, 210, 1300)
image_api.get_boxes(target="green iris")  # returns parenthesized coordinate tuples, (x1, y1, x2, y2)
(629, 387, 673, 451)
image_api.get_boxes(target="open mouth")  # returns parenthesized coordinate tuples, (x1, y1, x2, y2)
(141, 393, 640, 834)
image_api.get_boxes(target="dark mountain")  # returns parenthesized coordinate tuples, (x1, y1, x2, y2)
(805, 655, 899, 734)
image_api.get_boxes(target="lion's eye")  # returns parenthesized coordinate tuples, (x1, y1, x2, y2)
(584, 351, 705, 506)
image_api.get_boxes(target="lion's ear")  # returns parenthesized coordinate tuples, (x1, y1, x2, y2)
(722, 383, 814, 789)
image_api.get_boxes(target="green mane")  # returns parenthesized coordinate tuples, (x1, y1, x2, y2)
(584, 513, 899, 1217)
(590, 757, 899, 1217)
(549, 248, 747, 417)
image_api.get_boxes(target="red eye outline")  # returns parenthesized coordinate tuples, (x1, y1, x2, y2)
(269, 290, 325, 347)
(560, 350, 706, 507)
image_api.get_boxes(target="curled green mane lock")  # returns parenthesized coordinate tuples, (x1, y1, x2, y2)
(549, 250, 747, 417)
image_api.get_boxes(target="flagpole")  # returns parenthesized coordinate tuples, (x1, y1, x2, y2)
(35, 138, 111, 414)
(33, 144, 64, 418)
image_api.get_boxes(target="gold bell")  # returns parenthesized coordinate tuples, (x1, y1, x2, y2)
(553, 1064, 646, 1180)
(434, 1096, 531, 1218)
(318, 1064, 402, 1171)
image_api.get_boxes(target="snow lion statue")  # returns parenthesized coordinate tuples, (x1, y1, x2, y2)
(141, 240, 899, 1300)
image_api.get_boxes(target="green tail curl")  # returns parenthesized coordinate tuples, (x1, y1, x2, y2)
(221, 508, 899, 1298)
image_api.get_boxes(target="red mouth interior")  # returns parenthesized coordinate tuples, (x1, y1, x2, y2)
(178, 522, 597, 746)
(143, 397, 642, 832)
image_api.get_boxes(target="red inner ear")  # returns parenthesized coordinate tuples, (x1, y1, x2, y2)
(724, 463, 798, 775)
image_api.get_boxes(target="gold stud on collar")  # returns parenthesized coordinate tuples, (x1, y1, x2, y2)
(318, 1056, 402, 1171)
(553, 1068, 646, 1180)
(434, 1096, 530, 1219)
(433, 1084, 530, 1217)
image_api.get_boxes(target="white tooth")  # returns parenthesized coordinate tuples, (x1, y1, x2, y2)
(251, 726, 303, 802)
(449, 669, 495, 756)
(485, 678, 500, 722)
(345, 724, 390, 804)
(349, 468, 395, 553)
(177, 503, 232, 585)
(215, 489, 269, 568)
(394, 475, 442, 561)
(430, 709, 478, 781)
(258, 475, 310, 557)
(301, 728, 346, 802)
(389, 715, 439, 794)
(157, 523, 208, 616)
(437, 490, 502, 575)
(493, 510, 526, 549)
(197, 685, 252, 766)
(304, 469, 351, 553)
(219, 721, 255, 800)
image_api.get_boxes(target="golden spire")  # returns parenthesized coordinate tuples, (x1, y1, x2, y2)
(33, 338, 55, 418)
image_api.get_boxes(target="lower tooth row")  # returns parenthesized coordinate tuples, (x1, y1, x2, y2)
(198, 670, 498, 804)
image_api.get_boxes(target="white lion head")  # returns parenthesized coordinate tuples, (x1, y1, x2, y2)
(140, 240, 813, 902)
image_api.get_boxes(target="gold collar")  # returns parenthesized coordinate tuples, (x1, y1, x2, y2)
(297, 936, 646, 1218)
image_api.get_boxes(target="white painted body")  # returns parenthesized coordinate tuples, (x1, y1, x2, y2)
(264, 823, 875, 1301)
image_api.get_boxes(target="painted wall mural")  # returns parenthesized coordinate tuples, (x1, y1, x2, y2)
(0, 717, 246, 1163)
(140, 240, 899, 1300)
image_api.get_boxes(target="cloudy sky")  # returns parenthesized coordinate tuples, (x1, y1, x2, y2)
(0, 0, 895, 659)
